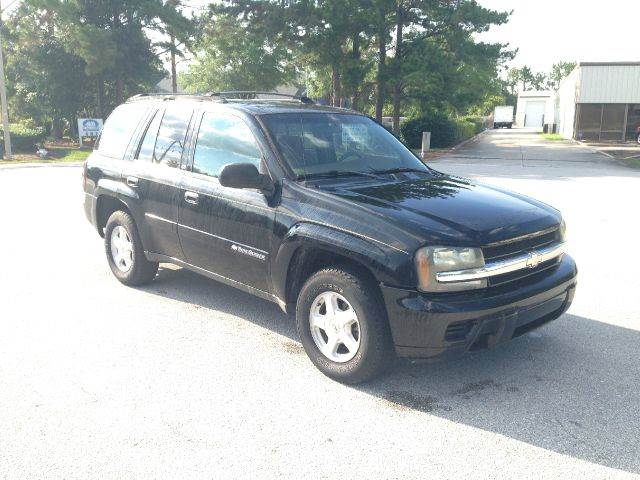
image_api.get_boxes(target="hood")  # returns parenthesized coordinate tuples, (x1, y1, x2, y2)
(325, 175, 561, 245)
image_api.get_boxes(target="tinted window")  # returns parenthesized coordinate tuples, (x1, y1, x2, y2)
(98, 103, 149, 159)
(153, 105, 193, 168)
(136, 109, 163, 161)
(192, 112, 262, 178)
(261, 113, 429, 178)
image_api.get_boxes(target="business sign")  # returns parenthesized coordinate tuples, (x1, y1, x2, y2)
(78, 118, 103, 146)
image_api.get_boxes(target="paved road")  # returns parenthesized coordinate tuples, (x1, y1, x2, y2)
(1, 130, 640, 479)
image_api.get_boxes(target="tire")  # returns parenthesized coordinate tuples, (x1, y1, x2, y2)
(104, 210, 158, 286)
(295, 267, 393, 384)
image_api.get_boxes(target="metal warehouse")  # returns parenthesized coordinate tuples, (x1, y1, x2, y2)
(553, 62, 640, 142)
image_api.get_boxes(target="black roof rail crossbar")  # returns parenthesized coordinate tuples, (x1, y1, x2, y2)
(208, 91, 314, 104)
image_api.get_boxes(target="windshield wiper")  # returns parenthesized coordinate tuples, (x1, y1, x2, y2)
(371, 167, 430, 175)
(296, 170, 380, 181)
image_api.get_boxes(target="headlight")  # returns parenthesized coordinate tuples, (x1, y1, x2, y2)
(559, 219, 567, 242)
(415, 246, 486, 292)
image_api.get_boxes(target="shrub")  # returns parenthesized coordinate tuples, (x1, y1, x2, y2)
(0, 124, 47, 152)
(401, 113, 484, 149)
(462, 115, 486, 134)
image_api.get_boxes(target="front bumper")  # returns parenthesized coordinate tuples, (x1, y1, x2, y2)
(382, 254, 577, 359)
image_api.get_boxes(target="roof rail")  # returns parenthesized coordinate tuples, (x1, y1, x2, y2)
(126, 91, 314, 105)
(208, 91, 314, 104)
(127, 92, 229, 103)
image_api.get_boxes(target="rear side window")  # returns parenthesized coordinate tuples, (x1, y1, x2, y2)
(136, 109, 163, 161)
(153, 105, 193, 168)
(192, 112, 262, 178)
(98, 103, 149, 159)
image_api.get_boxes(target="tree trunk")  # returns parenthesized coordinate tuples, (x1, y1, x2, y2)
(392, 1, 403, 134)
(97, 78, 105, 119)
(115, 76, 124, 106)
(375, 28, 386, 122)
(51, 118, 63, 140)
(351, 33, 361, 111)
(170, 34, 178, 93)
(331, 66, 341, 107)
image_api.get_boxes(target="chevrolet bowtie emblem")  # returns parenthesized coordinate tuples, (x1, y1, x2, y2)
(526, 251, 541, 269)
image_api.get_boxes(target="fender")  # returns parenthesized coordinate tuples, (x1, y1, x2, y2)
(93, 178, 148, 241)
(271, 221, 412, 303)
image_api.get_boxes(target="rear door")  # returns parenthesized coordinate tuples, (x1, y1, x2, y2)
(121, 101, 195, 259)
(177, 110, 275, 293)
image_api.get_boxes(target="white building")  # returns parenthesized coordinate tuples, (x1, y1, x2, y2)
(553, 62, 640, 142)
(515, 90, 553, 127)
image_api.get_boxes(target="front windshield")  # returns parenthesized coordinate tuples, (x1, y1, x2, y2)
(261, 113, 431, 178)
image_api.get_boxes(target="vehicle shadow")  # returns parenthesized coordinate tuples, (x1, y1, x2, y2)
(142, 266, 640, 474)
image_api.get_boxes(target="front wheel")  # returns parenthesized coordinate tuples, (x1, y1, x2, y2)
(104, 210, 158, 286)
(295, 267, 393, 384)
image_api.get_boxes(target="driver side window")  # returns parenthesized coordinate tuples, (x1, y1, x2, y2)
(192, 112, 262, 178)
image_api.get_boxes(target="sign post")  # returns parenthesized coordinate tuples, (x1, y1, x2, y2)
(77, 118, 103, 147)
(421, 131, 431, 160)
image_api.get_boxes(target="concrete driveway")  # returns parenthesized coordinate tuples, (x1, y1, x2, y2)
(1, 134, 639, 479)
(436, 127, 612, 167)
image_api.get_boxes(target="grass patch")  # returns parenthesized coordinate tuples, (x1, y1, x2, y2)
(0, 144, 91, 164)
(624, 157, 640, 169)
(541, 133, 565, 141)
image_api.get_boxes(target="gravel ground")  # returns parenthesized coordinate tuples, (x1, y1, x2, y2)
(1, 128, 639, 479)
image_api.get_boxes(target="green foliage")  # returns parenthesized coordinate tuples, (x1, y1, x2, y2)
(462, 115, 487, 134)
(0, 124, 47, 152)
(400, 113, 479, 149)
(7, 0, 195, 132)
(180, 13, 294, 93)
(547, 61, 577, 90)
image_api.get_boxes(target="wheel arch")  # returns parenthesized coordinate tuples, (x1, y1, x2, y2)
(95, 195, 133, 238)
(273, 222, 405, 313)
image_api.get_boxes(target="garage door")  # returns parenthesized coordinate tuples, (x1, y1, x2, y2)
(524, 101, 546, 127)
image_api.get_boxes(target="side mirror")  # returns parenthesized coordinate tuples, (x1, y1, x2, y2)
(219, 163, 274, 195)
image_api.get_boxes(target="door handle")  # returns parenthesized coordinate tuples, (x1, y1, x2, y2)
(126, 176, 139, 188)
(184, 191, 199, 205)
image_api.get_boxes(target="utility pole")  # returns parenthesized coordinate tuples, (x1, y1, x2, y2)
(0, 0, 12, 160)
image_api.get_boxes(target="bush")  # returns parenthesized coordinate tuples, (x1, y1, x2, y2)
(401, 113, 484, 149)
(462, 115, 486, 135)
(0, 124, 47, 152)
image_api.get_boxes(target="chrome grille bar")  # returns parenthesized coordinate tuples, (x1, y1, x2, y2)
(436, 242, 565, 283)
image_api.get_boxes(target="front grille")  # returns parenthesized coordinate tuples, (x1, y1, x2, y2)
(482, 227, 562, 289)
(482, 227, 560, 263)
(487, 257, 561, 288)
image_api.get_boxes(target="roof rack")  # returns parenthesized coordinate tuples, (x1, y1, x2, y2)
(127, 91, 314, 105)
(208, 91, 314, 104)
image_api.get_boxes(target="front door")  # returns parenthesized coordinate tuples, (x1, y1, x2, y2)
(177, 110, 275, 293)
(121, 102, 194, 259)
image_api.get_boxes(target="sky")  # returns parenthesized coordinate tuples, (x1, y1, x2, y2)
(477, 0, 640, 74)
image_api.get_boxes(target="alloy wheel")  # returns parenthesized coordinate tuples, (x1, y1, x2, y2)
(110, 225, 134, 273)
(309, 291, 361, 362)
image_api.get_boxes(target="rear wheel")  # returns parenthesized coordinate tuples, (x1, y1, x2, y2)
(104, 210, 158, 286)
(295, 267, 393, 384)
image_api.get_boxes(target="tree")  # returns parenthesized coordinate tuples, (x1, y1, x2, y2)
(386, 0, 511, 133)
(31, 0, 195, 117)
(180, 12, 294, 93)
(547, 61, 576, 90)
(5, 3, 88, 138)
(507, 65, 547, 92)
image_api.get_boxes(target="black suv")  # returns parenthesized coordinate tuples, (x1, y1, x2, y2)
(83, 92, 577, 383)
